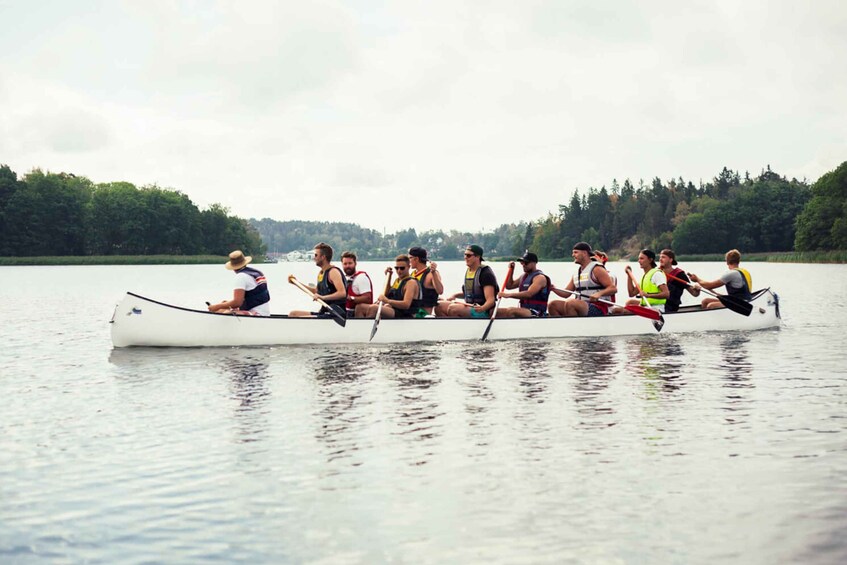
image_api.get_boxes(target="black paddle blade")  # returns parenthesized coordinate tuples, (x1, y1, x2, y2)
(718, 294, 753, 316)
(327, 304, 347, 327)
(652, 314, 665, 332)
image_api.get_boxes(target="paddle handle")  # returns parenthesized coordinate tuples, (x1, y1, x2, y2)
(666, 272, 714, 297)
(555, 286, 616, 309)
(288, 275, 336, 312)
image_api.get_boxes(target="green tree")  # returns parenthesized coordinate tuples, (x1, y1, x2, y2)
(795, 161, 847, 251)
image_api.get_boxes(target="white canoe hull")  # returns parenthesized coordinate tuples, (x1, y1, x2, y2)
(111, 290, 781, 347)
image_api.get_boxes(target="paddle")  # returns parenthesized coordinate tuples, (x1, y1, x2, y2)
(667, 272, 753, 316)
(481, 262, 515, 341)
(555, 287, 664, 327)
(288, 274, 347, 327)
(624, 267, 665, 332)
(369, 271, 393, 342)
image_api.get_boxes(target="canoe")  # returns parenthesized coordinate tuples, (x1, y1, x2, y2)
(110, 289, 781, 347)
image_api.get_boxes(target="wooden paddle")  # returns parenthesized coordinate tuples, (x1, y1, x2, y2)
(481, 262, 515, 341)
(288, 274, 347, 327)
(555, 287, 664, 327)
(667, 272, 753, 316)
(369, 270, 393, 342)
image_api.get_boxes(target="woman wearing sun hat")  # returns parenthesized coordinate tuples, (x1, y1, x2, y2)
(208, 250, 271, 316)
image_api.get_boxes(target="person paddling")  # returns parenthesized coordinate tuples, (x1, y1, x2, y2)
(361, 254, 421, 319)
(614, 249, 669, 314)
(658, 248, 699, 312)
(409, 246, 443, 316)
(341, 251, 373, 318)
(208, 250, 271, 316)
(496, 251, 551, 318)
(548, 242, 616, 317)
(289, 242, 348, 318)
(689, 249, 752, 309)
(435, 244, 499, 318)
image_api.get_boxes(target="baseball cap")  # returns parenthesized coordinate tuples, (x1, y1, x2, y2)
(408, 246, 428, 261)
(519, 251, 539, 263)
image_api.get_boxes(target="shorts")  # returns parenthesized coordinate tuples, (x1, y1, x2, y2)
(470, 308, 491, 319)
(586, 303, 606, 317)
(414, 308, 430, 319)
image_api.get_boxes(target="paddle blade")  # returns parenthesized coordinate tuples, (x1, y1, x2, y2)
(327, 304, 347, 327)
(369, 304, 383, 341)
(718, 294, 753, 316)
(652, 315, 665, 332)
(624, 304, 662, 321)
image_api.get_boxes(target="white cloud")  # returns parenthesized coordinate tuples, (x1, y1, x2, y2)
(1, 0, 844, 232)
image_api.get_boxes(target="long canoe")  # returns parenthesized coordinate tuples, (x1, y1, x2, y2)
(110, 290, 781, 347)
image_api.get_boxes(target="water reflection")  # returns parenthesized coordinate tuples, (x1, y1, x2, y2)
(626, 336, 687, 396)
(309, 349, 375, 467)
(381, 345, 444, 466)
(222, 352, 271, 444)
(565, 338, 618, 428)
(513, 341, 551, 403)
(718, 335, 754, 426)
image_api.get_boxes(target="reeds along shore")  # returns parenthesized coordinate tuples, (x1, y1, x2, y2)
(0, 255, 229, 266)
(1, 250, 846, 266)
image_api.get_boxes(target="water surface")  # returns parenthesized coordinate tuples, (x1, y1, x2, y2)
(1, 262, 845, 563)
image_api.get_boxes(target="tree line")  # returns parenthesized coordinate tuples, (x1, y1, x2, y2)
(0, 165, 265, 257)
(1, 160, 844, 260)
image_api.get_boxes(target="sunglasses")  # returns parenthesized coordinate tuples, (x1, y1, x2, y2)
(394, 265, 407, 271)
(464, 253, 475, 258)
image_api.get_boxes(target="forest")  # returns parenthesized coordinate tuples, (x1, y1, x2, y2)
(1, 160, 844, 260)
(0, 165, 265, 257)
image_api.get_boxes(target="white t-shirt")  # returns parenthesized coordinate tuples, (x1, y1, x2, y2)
(234, 271, 270, 316)
(349, 272, 372, 296)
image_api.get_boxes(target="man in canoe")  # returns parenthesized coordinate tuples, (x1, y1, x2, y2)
(496, 251, 551, 318)
(689, 248, 752, 309)
(435, 244, 499, 318)
(361, 254, 422, 319)
(659, 248, 700, 313)
(548, 242, 616, 317)
(208, 250, 271, 316)
(615, 249, 669, 313)
(289, 242, 348, 318)
(341, 251, 373, 318)
(409, 246, 443, 316)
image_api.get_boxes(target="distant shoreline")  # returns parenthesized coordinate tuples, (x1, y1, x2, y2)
(1, 250, 845, 266)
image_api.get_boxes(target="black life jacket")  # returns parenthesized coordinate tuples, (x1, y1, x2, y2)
(236, 266, 270, 311)
(518, 269, 550, 314)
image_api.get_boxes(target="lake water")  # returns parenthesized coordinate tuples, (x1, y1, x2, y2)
(1, 261, 846, 564)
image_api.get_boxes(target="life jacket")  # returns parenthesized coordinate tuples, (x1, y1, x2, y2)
(572, 261, 611, 314)
(387, 275, 420, 317)
(640, 267, 667, 306)
(413, 267, 439, 308)
(463, 265, 498, 305)
(665, 267, 687, 312)
(317, 265, 347, 309)
(237, 266, 270, 311)
(728, 267, 753, 300)
(518, 269, 550, 314)
(345, 271, 373, 311)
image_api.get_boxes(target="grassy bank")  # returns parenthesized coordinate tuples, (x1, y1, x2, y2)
(0, 255, 230, 266)
(676, 250, 847, 263)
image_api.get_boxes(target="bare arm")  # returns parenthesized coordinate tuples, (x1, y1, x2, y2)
(209, 288, 246, 311)
(429, 262, 444, 295)
(474, 285, 497, 312)
(502, 273, 546, 299)
(323, 268, 348, 302)
(550, 278, 575, 298)
(688, 273, 723, 290)
(388, 279, 419, 309)
(590, 268, 617, 301)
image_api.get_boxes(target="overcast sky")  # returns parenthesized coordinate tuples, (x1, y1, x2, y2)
(1, 1, 845, 233)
